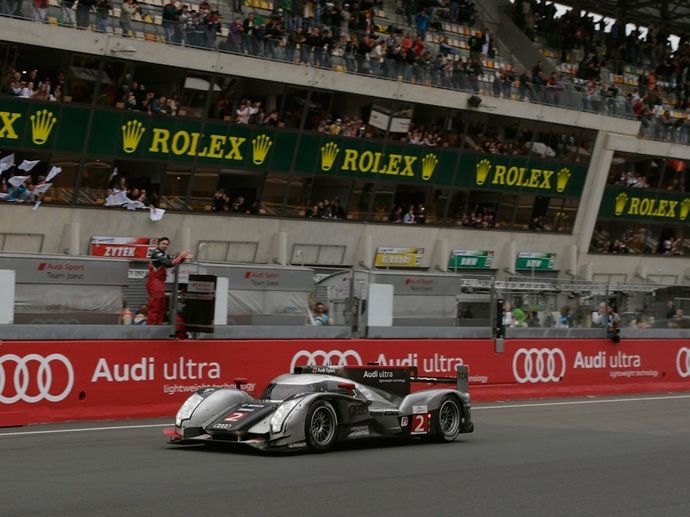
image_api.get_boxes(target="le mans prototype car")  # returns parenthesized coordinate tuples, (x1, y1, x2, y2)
(165, 364, 474, 452)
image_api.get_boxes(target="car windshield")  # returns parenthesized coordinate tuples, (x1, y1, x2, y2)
(260, 382, 317, 402)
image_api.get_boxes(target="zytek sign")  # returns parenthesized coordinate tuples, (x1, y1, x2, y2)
(89, 236, 156, 260)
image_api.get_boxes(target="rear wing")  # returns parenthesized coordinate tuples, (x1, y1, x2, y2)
(294, 364, 469, 395)
(410, 365, 469, 394)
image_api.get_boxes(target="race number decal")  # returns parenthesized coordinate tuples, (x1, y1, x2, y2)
(223, 411, 247, 422)
(410, 414, 429, 435)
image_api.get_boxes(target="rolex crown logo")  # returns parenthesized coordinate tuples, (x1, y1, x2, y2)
(556, 167, 571, 192)
(680, 198, 690, 221)
(421, 153, 438, 180)
(252, 134, 272, 165)
(121, 120, 146, 154)
(320, 142, 340, 172)
(475, 158, 491, 185)
(30, 109, 57, 145)
(614, 192, 629, 216)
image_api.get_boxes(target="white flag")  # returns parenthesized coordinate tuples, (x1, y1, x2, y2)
(45, 166, 62, 183)
(32, 182, 53, 196)
(125, 200, 147, 211)
(0, 154, 15, 173)
(108, 167, 119, 183)
(18, 159, 40, 171)
(8, 175, 29, 187)
(149, 207, 166, 221)
(105, 190, 131, 206)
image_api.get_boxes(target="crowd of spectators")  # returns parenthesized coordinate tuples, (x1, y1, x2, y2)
(210, 188, 266, 214)
(512, 0, 690, 141)
(5, 0, 690, 145)
(388, 202, 426, 223)
(305, 197, 346, 219)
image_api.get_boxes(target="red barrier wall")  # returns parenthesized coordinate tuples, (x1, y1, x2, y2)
(1, 339, 690, 426)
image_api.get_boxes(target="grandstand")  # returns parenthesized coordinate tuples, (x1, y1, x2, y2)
(1, 0, 690, 331)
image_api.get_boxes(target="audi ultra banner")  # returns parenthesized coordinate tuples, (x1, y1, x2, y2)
(1, 339, 690, 426)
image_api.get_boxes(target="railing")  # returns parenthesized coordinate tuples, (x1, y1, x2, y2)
(6, 4, 690, 143)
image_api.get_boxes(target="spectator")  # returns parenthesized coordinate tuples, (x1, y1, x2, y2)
(120, 0, 139, 38)
(120, 301, 134, 324)
(133, 304, 148, 324)
(666, 300, 676, 320)
(606, 305, 621, 342)
(311, 302, 330, 325)
(95, 0, 112, 33)
(591, 302, 608, 327)
(76, 0, 96, 29)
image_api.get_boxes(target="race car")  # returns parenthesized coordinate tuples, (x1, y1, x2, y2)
(165, 364, 474, 452)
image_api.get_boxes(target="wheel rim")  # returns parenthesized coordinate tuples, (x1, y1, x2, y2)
(439, 399, 460, 436)
(310, 406, 336, 446)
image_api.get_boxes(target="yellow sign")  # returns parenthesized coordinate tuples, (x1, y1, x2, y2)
(0, 109, 57, 145)
(320, 142, 438, 181)
(374, 247, 425, 268)
(120, 120, 273, 165)
(475, 158, 571, 192)
(615, 192, 690, 220)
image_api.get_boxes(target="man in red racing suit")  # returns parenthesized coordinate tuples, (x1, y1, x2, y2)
(146, 237, 192, 325)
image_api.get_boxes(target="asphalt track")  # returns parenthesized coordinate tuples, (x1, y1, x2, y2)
(2, 394, 690, 517)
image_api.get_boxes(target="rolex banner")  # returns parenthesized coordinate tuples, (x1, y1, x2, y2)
(0, 98, 586, 194)
(374, 247, 425, 268)
(598, 187, 690, 222)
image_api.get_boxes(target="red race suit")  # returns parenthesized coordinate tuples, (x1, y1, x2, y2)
(146, 248, 186, 325)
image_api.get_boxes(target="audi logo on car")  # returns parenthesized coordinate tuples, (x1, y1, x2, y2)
(290, 349, 363, 372)
(676, 347, 690, 378)
(0, 353, 74, 404)
(512, 347, 566, 383)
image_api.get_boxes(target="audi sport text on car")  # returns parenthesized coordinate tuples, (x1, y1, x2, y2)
(165, 364, 474, 452)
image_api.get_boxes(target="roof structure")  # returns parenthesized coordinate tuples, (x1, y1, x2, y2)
(557, 0, 690, 37)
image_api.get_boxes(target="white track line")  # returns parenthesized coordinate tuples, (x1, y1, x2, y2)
(2, 394, 690, 437)
(0, 423, 170, 437)
(472, 393, 690, 410)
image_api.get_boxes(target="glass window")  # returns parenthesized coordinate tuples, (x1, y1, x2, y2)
(179, 74, 215, 119)
(160, 168, 191, 211)
(46, 153, 81, 205)
(219, 169, 266, 215)
(262, 172, 291, 216)
(188, 169, 219, 211)
(347, 180, 375, 221)
(302, 176, 351, 220)
(73, 160, 112, 205)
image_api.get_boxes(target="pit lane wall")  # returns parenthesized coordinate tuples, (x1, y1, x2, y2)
(1, 338, 690, 427)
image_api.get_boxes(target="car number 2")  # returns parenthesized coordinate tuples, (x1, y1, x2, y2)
(411, 413, 429, 435)
(224, 411, 247, 422)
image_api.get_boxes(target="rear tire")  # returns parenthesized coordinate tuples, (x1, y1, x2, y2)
(433, 395, 461, 442)
(305, 401, 338, 452)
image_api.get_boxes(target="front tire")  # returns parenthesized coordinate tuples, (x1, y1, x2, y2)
(305, 400, 338, 452)
(433, 395, 461, 442)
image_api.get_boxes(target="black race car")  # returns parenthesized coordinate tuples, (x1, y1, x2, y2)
(165, 364, 474, 452)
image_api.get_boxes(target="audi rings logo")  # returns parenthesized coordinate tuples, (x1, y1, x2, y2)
(0, 353, 74, 404)
(290, 349, 363, 372)
(512, 348, 566, 383)
(676, 347, 690, 378)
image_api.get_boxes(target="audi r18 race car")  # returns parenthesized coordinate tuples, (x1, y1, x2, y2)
(165, 364, 474, 452)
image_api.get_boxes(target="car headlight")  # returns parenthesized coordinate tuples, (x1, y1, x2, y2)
(175, 393, 204, 427)
(270, 399, 301, 434)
